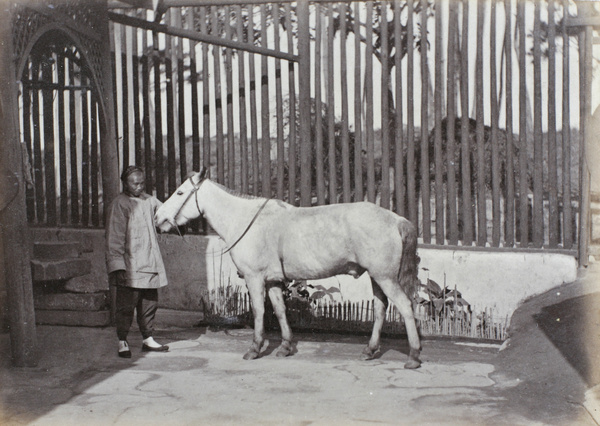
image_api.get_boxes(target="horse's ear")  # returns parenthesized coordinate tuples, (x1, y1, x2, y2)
(198, 166, 207, 180)
(198, 166, 211, 181)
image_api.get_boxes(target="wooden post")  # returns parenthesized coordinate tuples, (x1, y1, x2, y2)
(0, 3, 38, 367)
(577, 17, 592, 268)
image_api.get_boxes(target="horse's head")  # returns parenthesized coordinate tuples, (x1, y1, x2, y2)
(155, 168, 208, 233)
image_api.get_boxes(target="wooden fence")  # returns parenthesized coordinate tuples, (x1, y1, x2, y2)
(107, 0, 588, 250)
(200, 289, 508, 341)
(14, 1, 593, 252)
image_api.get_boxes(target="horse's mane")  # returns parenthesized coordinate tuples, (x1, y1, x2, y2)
(210, 180, 262, 200)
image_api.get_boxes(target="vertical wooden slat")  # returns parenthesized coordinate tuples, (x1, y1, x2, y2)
(121, 23, 130, 169)
(339, 2, 350, 204)
(236, 5, 249, 194)
(177, 9, 187, 181)
(153, 29, 165, 199)
(260, 4, 271, 197)
(547, 0, 558, 247)
(131, 12, 144, 167)
(274, 4, 285, 200)
(490, 0, 500, 247)
(187, 8, 200, 172)
(297, 0, 312, 206)
(504, 0, 515, 247)
(165, 10, 177, 194)
(285, 2, 297, 203)
(57, 54, 68, 224)
(561, 0, 572, 249)
(141, 27, 153, 193)
(133, 12, 143, 167)
(394, 0, 405, 217)
(446, 0, 458, 245)
(380, 2, 390, 210)
(365, 1, 375, 203)
(407, 0, 417, 224)
(21, 71, 35, 222)
(460, 0, 473, 245)
(111, 21, 120, 174)
(211, 7, 225, 184)
(248, 6, 260, 195)
(31, 59, 44, 222)
(578, 24, 592, 265)
(81, 87, 90, 226)
(532, 0, 543, 247)
(475, 0, 486, 246)
(315, 6, 325, 205)
(353, 1, 363, 203)
(517, 0, 529, 247)
(90, 94, 100, 227)
(225, 6, 236, 188)
(201, 7, 211, 173)
(434, 0, 444, 243)
(420, 0, 431, 243)
(327, 3, 336, 204)
(41, 57, 56, 226)
(68, 58, 80, 225)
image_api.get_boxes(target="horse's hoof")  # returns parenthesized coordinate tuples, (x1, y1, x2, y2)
(275, 340, 292, 357)
(404, 359, 421, 369)
(361, 346, 381, 361)
(276, 348, 290, 357)
(243, 350, 259, 360)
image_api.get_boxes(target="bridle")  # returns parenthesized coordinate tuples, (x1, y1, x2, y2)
(171, 174, 207, 223)
(170, 173, 270, 255)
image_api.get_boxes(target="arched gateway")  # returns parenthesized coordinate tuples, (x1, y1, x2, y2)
(1, 0, 119, 366)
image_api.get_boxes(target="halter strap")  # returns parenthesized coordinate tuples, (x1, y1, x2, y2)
(175, 174, 270, 256)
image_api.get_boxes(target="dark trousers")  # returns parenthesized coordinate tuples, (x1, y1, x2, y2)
(115, 286, 158, 341)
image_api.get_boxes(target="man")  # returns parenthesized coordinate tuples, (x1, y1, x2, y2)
(106, 166, 169, 358)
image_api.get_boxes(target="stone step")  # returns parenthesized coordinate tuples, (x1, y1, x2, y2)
(33, 241, 81, 261)
(33, 291, 108, 311)
(35, 310, 111, 327)
(31, 258, 91, 282)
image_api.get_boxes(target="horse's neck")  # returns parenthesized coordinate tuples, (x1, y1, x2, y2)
(199, 181, 264, 244)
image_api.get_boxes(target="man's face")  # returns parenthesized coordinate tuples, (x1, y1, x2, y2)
(125, 171, 145, 197)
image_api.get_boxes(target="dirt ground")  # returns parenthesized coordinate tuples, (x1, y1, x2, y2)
(0, 262, 599, 425)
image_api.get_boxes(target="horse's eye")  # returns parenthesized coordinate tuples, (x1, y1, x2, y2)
(177, 191, 183, 196)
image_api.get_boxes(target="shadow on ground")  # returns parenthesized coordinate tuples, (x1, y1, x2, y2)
(534, 292, 600, 387)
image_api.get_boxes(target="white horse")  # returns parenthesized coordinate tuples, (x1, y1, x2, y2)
(155, 168, 422, 369)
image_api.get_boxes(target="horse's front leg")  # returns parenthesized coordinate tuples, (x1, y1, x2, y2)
(267, 282, 293, 357)
(243, 277, 266, 360)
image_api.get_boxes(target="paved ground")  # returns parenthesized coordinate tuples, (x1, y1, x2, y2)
(1, 263, 599, 425)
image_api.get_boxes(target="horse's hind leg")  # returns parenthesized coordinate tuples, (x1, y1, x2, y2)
(244, 277, 266, 360)
(362, 278, 387, 360)
(267, 283, 293, 357)
(378, 279, 422, 369)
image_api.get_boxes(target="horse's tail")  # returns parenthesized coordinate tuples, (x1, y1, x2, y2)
(398, 218, 420, 298)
